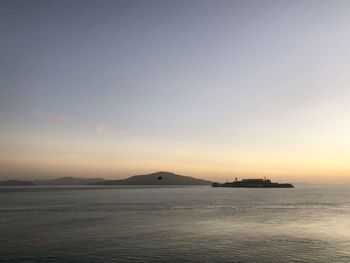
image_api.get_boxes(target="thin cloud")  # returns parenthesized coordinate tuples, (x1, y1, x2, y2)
(95, 124, 128, 135)
(114, 129, 129, 136)
(96, 124, 107, 133)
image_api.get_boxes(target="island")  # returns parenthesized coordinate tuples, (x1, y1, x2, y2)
(92, 171, 212, 186)
(212, 178, 294, 188)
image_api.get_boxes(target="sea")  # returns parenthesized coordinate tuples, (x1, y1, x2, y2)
(0, 185, 350, 262)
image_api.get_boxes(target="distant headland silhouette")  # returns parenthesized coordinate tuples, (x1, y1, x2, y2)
(0, 172, 212, 186)
(93, 171, 212, 185)
(0, 172, 294, 188)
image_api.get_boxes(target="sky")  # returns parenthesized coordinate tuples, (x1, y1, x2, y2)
(1, 0, 350, 182)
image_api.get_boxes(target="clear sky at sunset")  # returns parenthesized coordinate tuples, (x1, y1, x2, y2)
(1, 0, 350, 182)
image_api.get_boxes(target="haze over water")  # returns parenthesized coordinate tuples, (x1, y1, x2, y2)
(1, 185, 350, 262)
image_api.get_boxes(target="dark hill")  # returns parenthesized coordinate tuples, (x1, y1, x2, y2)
(93, 171, 212, 185)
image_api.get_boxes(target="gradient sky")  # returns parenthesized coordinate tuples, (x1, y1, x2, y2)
(1, 0, 350, 182)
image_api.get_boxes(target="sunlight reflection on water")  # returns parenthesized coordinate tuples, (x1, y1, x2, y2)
(0, 186, 349, 262)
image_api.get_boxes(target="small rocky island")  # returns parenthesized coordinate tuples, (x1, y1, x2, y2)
(212, 178, 294, 188)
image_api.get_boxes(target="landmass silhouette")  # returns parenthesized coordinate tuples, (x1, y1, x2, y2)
(0, 172, 212, 186)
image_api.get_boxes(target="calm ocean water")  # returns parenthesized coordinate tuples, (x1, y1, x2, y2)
(0, 185, 350, 262)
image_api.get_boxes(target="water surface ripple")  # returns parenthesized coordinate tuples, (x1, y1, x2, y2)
(0, 186, 349, 262)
